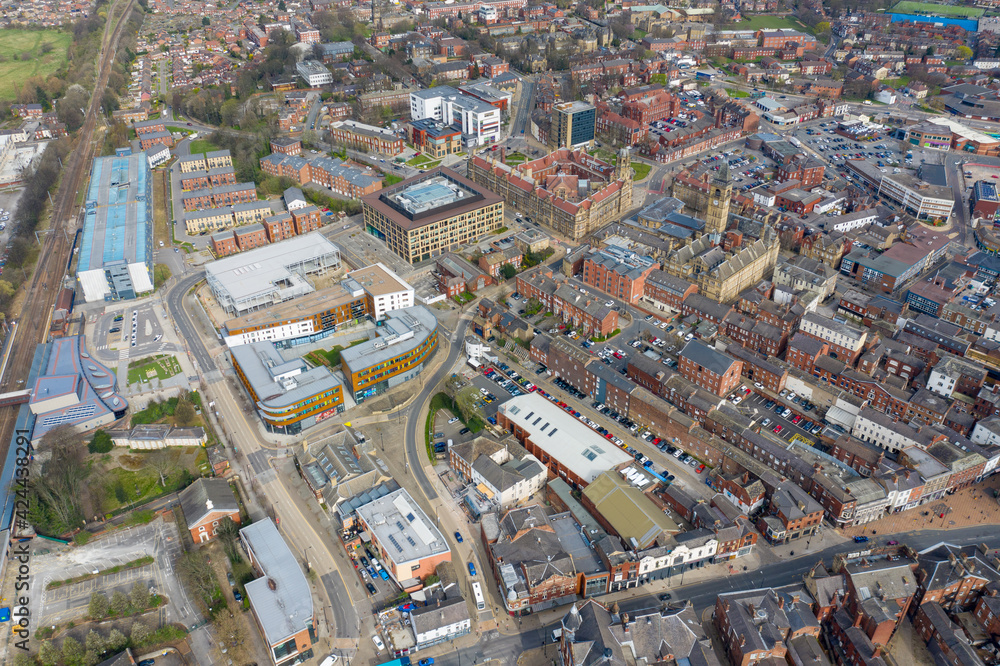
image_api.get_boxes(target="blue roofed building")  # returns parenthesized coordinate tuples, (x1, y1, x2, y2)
(28, 335, 127, 443)
(77, 149, 153, 302)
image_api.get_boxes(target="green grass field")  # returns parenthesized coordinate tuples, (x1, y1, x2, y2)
(0, 29, 72, 102)
(890, 1, 983, 17)
(725, 88, 751, 98)
(631, 162, 651, 181)
(738, 15, 812, 31)
(188, 138, 219, 154)
(127, 355, 182, 385)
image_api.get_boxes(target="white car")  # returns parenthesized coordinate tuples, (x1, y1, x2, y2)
(732, 396, 742, 405)
(448, 417, 459, 424)
(605, 300, 614, 307)
(372, 635, 385, 652)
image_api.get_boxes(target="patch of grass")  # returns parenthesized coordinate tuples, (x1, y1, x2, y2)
(407, 154, 436, 167)
(505, 152, 527, 165)
(631, 162, 651, 181)
(738, 15, 811, 31)
(166, 125, 195, 134)
(425, 392, 458, 462)
(724, 88, 751, 98)
(891, 0, 983, 17)
(154, 263, 172, 290)
(305, 337, 368, 368)
(493, 226, 508, 234)
(127, 354, 183, 385)
(188, 138, 219, 154)
(384, 173, 404, 186)
(0, 29, 72, 101)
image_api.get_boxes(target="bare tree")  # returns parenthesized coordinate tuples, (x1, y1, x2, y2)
(146, 449, 177, 487)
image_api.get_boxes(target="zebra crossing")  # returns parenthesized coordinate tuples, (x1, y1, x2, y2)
(118, 348, 129, 361)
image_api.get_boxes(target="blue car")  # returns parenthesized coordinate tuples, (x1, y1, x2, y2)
(468, 562, 477, 576)
(455, 531, 463, 543)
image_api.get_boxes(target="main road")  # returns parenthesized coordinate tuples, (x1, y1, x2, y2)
(430, 523, 1000, 666)
(403, 315, 474, 503)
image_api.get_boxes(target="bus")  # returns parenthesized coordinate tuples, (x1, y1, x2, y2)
(472, 582, 485, 611)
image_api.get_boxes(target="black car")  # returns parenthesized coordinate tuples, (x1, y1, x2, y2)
(360, 556, 369, 567)
(459, 427, 470, 435)
(658, 593, 672, 601)
(138, 661, 155, 666)
(233, 588, 243, 602)
(366, 582, 378, 594)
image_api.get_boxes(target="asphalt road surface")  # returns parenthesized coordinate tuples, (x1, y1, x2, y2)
(404, 316, 473, 503)
(167, 271, 214, 372)
(431, 524, 1000, 666)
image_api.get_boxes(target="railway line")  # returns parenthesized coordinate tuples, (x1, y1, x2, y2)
(0, 0, 137, 453)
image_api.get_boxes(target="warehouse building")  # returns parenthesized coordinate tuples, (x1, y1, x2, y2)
(341, 305, 439, 402)
(497, 393, 632, 488)
(77, 150, 154, 302)
(205, 233, 342, 315)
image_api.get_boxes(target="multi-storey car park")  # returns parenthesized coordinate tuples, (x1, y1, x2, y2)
(204, 233, 342, 316)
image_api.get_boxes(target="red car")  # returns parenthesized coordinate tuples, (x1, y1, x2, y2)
(696, 464, 705, 473)
(773, 425, 783, 434)
(652, 438, 661, 446)
(791, 415, 803, 424)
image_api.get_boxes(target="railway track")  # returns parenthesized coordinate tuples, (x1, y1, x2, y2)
(0, 0, 137, 453)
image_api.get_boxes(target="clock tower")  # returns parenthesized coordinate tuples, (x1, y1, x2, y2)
(705, 162, 733, 239)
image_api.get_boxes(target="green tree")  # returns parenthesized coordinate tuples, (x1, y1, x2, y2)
(130, 581, 151, 610)
(88, 430, 114, 454)
(174, 398, 196, 427)
(501, 263, 518, 280)
(39, 640, 60, 666)
(202, 16, 210, 25)
(109, 589, 130, 616)
(85, 630, 106, 657)
(815, 21, 830, 34)
(88, 592, 109, 618)
(106, 629, 128, 653)
(61, 636, 85, 666)
(956, 45, 973, 59)
(130, 621, 152, 646)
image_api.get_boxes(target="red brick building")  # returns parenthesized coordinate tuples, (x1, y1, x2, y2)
(678, 340, 743, 397)
(581, 249, 659, 304)
(263, 213, 296, 243)
(270, 137, 302, 156)
(291, 206, 323, 235)
(643, 271, 698, 313)
(234, 224, 268, 252)
(211, 231, 239, 257)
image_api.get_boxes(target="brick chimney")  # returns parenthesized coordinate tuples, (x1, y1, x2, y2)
(778, 596, 785, 609)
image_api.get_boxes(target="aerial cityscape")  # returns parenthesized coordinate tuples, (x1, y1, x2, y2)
(4, 0, 1000, 665)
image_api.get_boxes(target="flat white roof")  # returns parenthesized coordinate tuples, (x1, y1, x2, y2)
(500, 394, 632, 484)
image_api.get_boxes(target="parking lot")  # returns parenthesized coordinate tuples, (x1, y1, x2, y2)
(30, 518, 197, 631)
(739, 391, 822, 445)
(92, 303, 166, 353)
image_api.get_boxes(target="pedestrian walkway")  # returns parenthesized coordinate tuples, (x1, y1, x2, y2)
(841, 477, 1000, 537)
